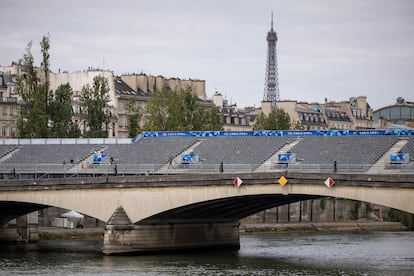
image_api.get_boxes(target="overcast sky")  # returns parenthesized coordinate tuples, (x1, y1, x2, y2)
(1, 0, 413, 110)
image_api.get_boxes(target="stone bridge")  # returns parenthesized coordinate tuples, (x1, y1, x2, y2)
(0, 172, 413, 254)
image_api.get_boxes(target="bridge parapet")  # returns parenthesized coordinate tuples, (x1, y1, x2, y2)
(0, 172, 413, 191)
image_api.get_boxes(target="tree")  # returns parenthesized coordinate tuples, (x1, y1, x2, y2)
(143, 87, 223, 131)
(80, 75, 111, 138)
(49, 83, 81, 137)
(40, 34, 50, 112)
(143, 88, 170, 131)
(293, 120, 304, 130)
(126, 97, 142, 138)
(16, 37, 50, 138)
(253, 108, 291, 130)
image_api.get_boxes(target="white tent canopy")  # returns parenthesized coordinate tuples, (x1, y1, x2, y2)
(60, 210, 84, 219)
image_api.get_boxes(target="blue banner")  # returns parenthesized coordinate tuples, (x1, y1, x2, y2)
(138, 129, 414, 139)
(390, 153, 409, 164)
(93, 153, 108, 164)
(181, 152, 199, 164)
(278, 153, 296, 163)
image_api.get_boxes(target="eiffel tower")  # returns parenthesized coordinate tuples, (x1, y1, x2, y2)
(263, 13, 280, 108)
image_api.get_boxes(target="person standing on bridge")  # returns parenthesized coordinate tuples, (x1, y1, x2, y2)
(168, 156, 174, 169)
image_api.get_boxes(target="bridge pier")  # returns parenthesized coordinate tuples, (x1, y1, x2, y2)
(0, 212, 39, 243)
(103, 222, 240, 255)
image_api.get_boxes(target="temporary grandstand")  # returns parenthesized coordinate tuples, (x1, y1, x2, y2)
(0, 130, 413, 179)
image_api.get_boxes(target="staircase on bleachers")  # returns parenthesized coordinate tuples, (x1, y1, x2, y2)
(254, 139, 301, 172)
(366, 138, 409, 174)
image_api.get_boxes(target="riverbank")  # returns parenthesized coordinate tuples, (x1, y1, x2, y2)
(38, 221, 407, 240)
(240, 221, 406, 233)
(39, 227, 104, 240)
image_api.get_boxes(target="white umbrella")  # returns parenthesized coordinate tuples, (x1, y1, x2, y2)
(60, 210, 84, 219)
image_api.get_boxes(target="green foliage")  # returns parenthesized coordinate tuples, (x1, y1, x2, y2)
(143, 88, 169, 131)
(353, 201, 361, 220)
(293, 120, 304, 130)
(15, 34, 82, 138)
(253, 108, 291, 130)
(80, 75, 111, 138)
(319, 198, 326, 210)
(365, 202, 372, 215)
(143, 87, 223, 131)
(49, 83, 80, 137)
(16, 38, 50, 138)
(388, 209, 414, 230)
(126, 97, 142, 138)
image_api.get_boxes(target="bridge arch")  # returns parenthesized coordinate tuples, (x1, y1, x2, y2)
(0, 173, 413, 225)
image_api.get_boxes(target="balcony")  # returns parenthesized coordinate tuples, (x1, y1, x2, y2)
(0, 97, 17, 103)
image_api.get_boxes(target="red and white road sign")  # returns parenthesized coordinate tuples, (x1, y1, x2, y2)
(324, 177, 335, 188)
(233, 177, 243, 187)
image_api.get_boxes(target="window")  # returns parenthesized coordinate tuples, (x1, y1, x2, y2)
(390, 107, 400, 119)
(2, 124, 6, 136)
(401, 107, 412, 119)
(2, 106, 6, 116)
(9, 106, 13, 116)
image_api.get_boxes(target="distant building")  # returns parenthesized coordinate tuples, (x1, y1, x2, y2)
(0, 63, 21, 138)
(213, 93, 374, 131)
(0, 62, 210, 138)
(278, 96, 373, 130)
(114, 76, 149, 138)
(120, 73, 206, 101)
(0, 60, 379, 137)
(212, 92, 257, 131)
(49, 69, 117, 137)
(373, 97, 414, 129)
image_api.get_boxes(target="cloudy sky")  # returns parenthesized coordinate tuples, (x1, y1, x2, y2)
(1, 0, 413, 110)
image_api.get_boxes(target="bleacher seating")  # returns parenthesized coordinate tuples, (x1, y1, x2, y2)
(0, 145, 19, 159)
(2, 144, 103, 165)
(0, 132, 413, 176)
(191, 136, 292, 169)
(288, 136, 400, 165)
(399, 137, 414, 160)
(103, 137, 198, 170)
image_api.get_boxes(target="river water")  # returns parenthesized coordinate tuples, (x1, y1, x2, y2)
(0, 231, 413, 275)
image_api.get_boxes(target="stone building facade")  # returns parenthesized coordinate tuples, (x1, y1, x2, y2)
(212, 93, 374, 131)
(276, 96, 373, 130)
(0, 72, 17, 138)
(0, 62, 209, 138)
(0, 62, 377, 137)
(212, 91, 257, 131)
(0, 63, 21, 138)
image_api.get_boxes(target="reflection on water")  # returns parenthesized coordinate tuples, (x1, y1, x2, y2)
(0, 231, 413, 275)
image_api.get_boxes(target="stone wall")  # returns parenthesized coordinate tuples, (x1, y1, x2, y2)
(241, 198, 386, 224)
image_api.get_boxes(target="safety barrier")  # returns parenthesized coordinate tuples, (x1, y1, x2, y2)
(1, 161, 413, 180)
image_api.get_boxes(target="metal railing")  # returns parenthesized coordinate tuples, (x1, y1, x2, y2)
(1, 162, 413, 180)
